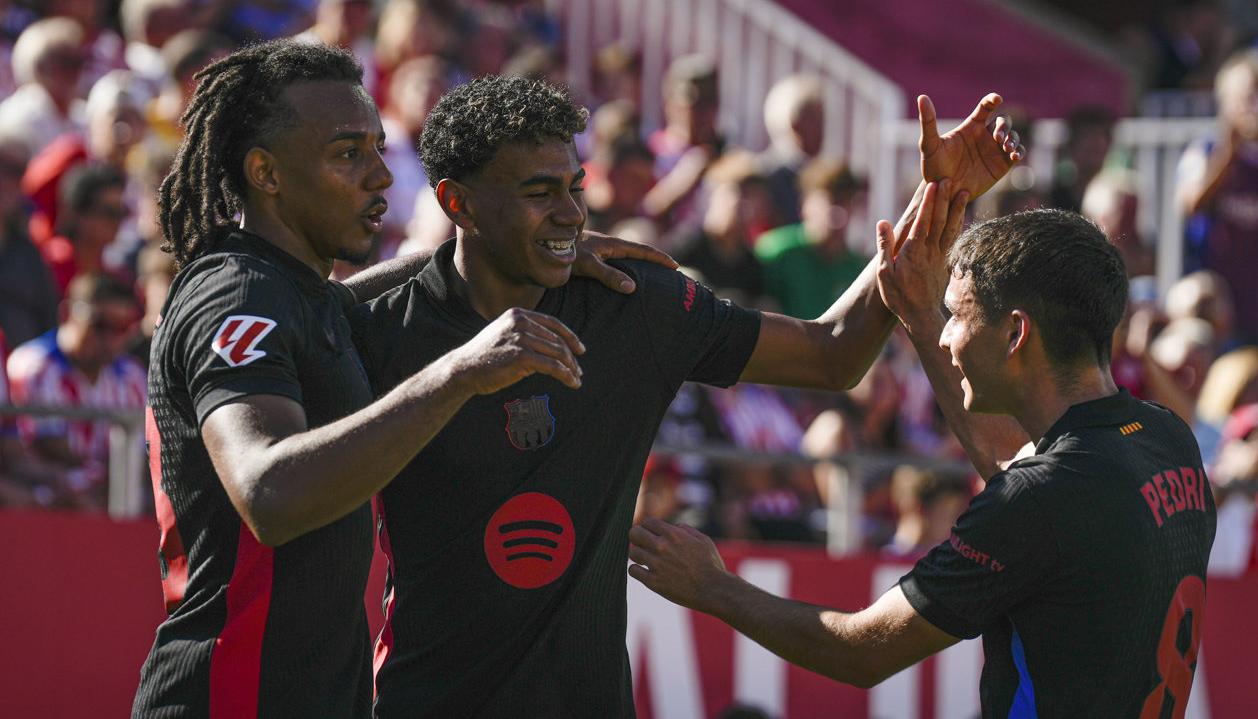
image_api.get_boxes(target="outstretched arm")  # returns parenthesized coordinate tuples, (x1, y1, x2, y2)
(738, 94, 1025, 391)
(628, 519, 959, 687)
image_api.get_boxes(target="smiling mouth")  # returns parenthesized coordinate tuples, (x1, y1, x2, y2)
(538, 238, 576, 257)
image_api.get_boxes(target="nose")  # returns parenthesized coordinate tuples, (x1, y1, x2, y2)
(368, 147, 394, 192)
(938, 319, 953, 353)
(553, 187, 586, 228)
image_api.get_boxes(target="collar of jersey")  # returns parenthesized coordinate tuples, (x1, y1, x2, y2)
(1034, 388, 1134, 454)
(220, 230, 330, 294)
(418, 237, 565, 330)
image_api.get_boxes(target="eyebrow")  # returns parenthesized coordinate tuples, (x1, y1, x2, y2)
(327, 130, 381, 144)
(519, 167, 586, 188)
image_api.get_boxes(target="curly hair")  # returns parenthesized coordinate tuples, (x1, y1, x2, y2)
(419, 75, 588, 187)
(158, 39, 362, 268)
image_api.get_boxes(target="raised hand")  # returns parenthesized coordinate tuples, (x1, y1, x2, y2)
(447, 308, 586, 394)
(628, 518, 729, 614)
(919, 93, 1024, 199)
(875, 180, 970, 332)
(574, 231, 679, 294)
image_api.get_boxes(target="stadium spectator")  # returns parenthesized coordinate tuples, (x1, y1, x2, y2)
(643, 54, 725, 230)
(1047, 105, 1114, 213)
(0, 132, 58, 347)
(1198, 346, 1258, 427)
(296, 0, 377, 97)
(0, 329, 68, 508)
(670, 151, 770, 306)
(147, 30, 233, 147)
(759, 74, 825, 226)
(591, 42, 642, 111)
(350, 78, 1020, 716)
(1080, 167, 1155, 276)
(6, 273, 145, 511)
(374, 0, 456, 106)
(584, 136, 654, 234)
(1208, 403, 1258, 575)
(756, 160, 869, 319)
(1165, 269, 1239, 351)
(118, 0, 186, 92)
(22, 68, 148, 247)
(379, 55, 448, 251)
(40, 163, 129, 298)
(0, 17, 86, 156)
(883, 467, 972, 558)
(1179, 48, 1258, 343)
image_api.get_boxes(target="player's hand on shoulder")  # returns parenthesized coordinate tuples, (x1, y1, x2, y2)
(447, 308, 586, 394)
(628, 518, 729, 614)
(573, 230, 678, 294)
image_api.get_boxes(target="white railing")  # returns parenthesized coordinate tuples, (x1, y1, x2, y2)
(552, 0, 907, 233)
(891, 117, 1218, 297)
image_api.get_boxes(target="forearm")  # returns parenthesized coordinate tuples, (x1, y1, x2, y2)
(1181, 142, 1237, 216)
(901, 310, 1028, 479)
(704, 572, 884, 687)
(244, 355, 474, 545)
(340, 249, 433, 303)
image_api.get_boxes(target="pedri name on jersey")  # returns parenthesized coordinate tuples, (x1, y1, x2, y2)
(1139, 466, 1208, 528)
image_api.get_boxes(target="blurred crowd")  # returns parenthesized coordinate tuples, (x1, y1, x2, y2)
(0, 0, 1255, 563)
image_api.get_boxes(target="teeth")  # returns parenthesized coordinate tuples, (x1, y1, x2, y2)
(541, 240, 575, 255)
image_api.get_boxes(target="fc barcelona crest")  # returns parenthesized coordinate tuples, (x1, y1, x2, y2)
(504, 395, 555, 450)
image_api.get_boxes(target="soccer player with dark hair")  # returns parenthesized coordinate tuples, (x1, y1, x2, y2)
(631, 165, 1216, 714)
(349, 78, 1023, 716)
(133, 39, 671, 717)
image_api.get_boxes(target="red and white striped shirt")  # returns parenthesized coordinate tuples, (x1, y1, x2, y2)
(6, 330, 146, 465)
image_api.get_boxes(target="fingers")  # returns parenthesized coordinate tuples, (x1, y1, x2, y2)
(941, 191, 970, 252)
(518, 331, 583, 386)
(627, 562, 654, 586)
(584, 261, 639, 295)
(523, 312, 585, 355)
(918, 95, 940, 154)
(874, 219, 895, 263)
(969, 92, 1003, 126)
(907, 181, 940, 246)
(583, 231, 679, 268)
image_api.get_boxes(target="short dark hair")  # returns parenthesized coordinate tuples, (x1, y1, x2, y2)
(60, 163, 126, 215)
(159, 39, 363, 268)
(949, 209, 1127, 370)
(419, 75, 588, 187)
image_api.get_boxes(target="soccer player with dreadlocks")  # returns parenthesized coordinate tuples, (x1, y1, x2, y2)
(133, 40, 669, 717)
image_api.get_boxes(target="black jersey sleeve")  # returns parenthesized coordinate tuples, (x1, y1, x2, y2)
(176, 257, 308, 425)
(629, 261, 762, 388)
(899, 465, 1059, 639)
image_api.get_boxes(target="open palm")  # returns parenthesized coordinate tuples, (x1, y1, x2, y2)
(919, 93, 1023, 199)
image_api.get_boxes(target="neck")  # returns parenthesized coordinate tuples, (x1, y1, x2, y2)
(1012, 362, 1119, 442)
(240, 204, 333, 279)
(892, 515, 924, 550)
(453, 233, 545, 320)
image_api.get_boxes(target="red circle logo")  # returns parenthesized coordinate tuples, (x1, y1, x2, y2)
(484, 492, 575, 589)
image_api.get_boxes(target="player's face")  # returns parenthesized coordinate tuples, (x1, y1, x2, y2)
(940, 271, 1010, 413)
(271, 80, 392, 265)
(463, 139, 586, 289)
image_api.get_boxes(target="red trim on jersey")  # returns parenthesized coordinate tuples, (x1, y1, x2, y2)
(373, 496, 397, 691)
(209, 525, 274, 718)
(146, 407, 187, 612)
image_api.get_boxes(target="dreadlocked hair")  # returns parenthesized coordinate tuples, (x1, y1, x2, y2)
(158, 39, 363, 268)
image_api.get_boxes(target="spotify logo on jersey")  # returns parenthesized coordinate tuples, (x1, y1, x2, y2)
(484, 492, 575, 589)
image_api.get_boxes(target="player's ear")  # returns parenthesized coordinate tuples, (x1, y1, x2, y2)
(244, 147, 279, 195)
(1006, 309, 1031, 358)
(436, 179, 476, 231)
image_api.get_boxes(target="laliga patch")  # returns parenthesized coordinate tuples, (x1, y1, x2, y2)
(211, 315, 277, 367)
(484, 492, 575, 589)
